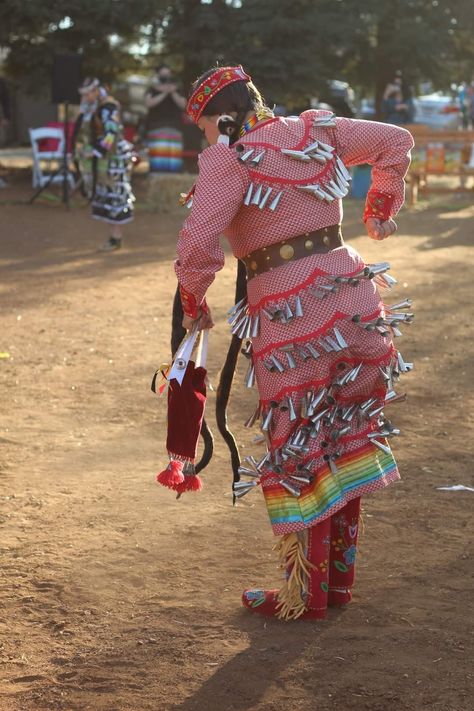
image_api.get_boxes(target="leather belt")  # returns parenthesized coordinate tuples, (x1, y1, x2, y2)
(242, 224, 343, 279)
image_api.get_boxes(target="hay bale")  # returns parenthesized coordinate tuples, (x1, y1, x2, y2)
(147, 173, 196, 214)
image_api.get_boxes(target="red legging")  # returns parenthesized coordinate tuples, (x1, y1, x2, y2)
(306, 497, 361, 612)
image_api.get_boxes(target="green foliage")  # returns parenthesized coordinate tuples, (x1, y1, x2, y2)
(1, 0, 473, 103)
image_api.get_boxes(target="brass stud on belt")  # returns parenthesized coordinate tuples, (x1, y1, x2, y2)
(305, 239, 314, 251)
(250, 260, 258, 271)
(323, 234, 331, 246)
(280, 244, 295, 260)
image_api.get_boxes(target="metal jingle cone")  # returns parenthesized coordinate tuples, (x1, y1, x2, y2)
(312, 185, 330, 200)
(250, 314, 260, 338)
(237, 465, 260, 478)
(259, 186, 273, 209)
(328, 407, 338, 425)
(263, 359, 275, 372)
(376, 326, 390, 337)
(268, 190, 283, 211)
(305, 344, 320, 360)
(315, 148, 334, 161)
(367, 404, 385, 419)
(281, 148, 311, 161)
(379, 366, 391, 382)
(262, 307, 276, 321)
(293, 295, 304, 318)
(231, 314, 247, 335)
(335, 156, 352, 181)
(328, 457, 339, 475)
(269, 353, 285, 373)
(397, 352, 408, 372)
(308, 153, 327, 165)
(318, 283, 338, 293)
(310, 420, 321, 438)
(348, 362, 363, 382)
(228, 306, 245, 326)
(244, 403, 261, 428)
(241, 340, 253, 356)
(360, 397, 378, 413)
(234, 480, 259, 491)
(282, 350, 296, 369)
(307, 388, 327, 416)
(385, 391, 407, 405)
(284, 301, 294, 320)
(273, 448, 282, 467)
(297, 346, 311, 362)
(368, 262, 391, 275)
(261, 408, 273, 432)
(227, 297, 247, 316)
(233, 485, 259, 499)
(335, 166, 350, 188)
(253, 433, 265, 444)
(256, 452, 271, 470)
(342, 404, 357, 421)
(244, 317, 253, 340)
(250, 150, 266, 166)
(317, 139, 335, 153)
(289, 473, 313, 485)
(331, 425, 351, 441)
(325, 183, 344, 199)
(300, 394, 308, 418)
(244, 363, 256, 388)
(304, 140, 320, 154)
(251, 184, 263, 206)
(389, 299, 414, 311)
(328, 179, 347, 197)
(390, 326, 403, 338)
(319, 187, 336, 203)
(311, 407, 330, 424)
(239, 148, 255, 162)
(333, 327, 348, 349)
(237, 315, 250, 339)
(244, 455, 260, 471)
(370, 438, 392, 455)
(279, 479, 302, 497)
(314, 114, 337, 127)
(244, 182, 254, 206)
(318, 337, 334, 353)
(287, 395, 298, 422)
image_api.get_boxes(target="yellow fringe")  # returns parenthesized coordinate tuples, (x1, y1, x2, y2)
(275, 531, 316, 621)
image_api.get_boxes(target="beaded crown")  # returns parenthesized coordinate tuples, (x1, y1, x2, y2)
(186, 66, 251, 123)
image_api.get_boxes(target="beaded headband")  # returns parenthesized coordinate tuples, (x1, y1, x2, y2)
(186, 65, 252, 124)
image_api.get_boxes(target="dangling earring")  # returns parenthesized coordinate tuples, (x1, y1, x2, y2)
(216, 115, 237, 145)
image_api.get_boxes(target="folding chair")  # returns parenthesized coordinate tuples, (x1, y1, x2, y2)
(29, 127, 75, 190)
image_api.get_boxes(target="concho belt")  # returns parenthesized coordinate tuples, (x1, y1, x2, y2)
(242, 224, 343, 279)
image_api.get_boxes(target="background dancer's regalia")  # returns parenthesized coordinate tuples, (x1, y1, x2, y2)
(74, 82, 135, 226)
(169, 66, 414, 620)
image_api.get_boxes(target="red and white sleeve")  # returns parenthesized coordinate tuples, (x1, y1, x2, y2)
(175, 143, 248, 318)
(334, 117, 414, 222)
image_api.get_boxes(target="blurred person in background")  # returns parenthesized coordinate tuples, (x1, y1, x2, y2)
(0, 74, 11, 144)
(73, 77, 136, 252)
(145, 64, 186, 173)
(382, 72, 410, 125)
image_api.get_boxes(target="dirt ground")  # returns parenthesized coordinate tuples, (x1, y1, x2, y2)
(0, 174, 473, 711)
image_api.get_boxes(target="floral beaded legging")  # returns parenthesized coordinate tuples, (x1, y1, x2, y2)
(307, 497, 361, 612)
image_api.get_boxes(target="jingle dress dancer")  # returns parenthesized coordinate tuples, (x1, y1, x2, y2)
(74, 77, 135, 252)
(173, 66, 414, 621)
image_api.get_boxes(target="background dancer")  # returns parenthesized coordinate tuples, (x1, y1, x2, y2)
(171, 65, 414, 621)
(74, 77, 135, 252)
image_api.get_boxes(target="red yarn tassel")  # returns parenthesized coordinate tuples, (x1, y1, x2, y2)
(175, 474, 203, 497)
(156, 460, 185, 490)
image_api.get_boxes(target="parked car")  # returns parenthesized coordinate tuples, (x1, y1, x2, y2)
(412, 92, 461, 130)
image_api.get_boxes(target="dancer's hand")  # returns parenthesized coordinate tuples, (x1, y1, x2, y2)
(182, 307, 214, 331)
(366, 217, 397, 241)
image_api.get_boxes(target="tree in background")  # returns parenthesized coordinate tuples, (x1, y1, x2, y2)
(0, 0, 167, 93)
(1, 0, 473, 108)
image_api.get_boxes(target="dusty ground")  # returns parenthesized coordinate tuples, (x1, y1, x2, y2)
(0, 174, 473, 711)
